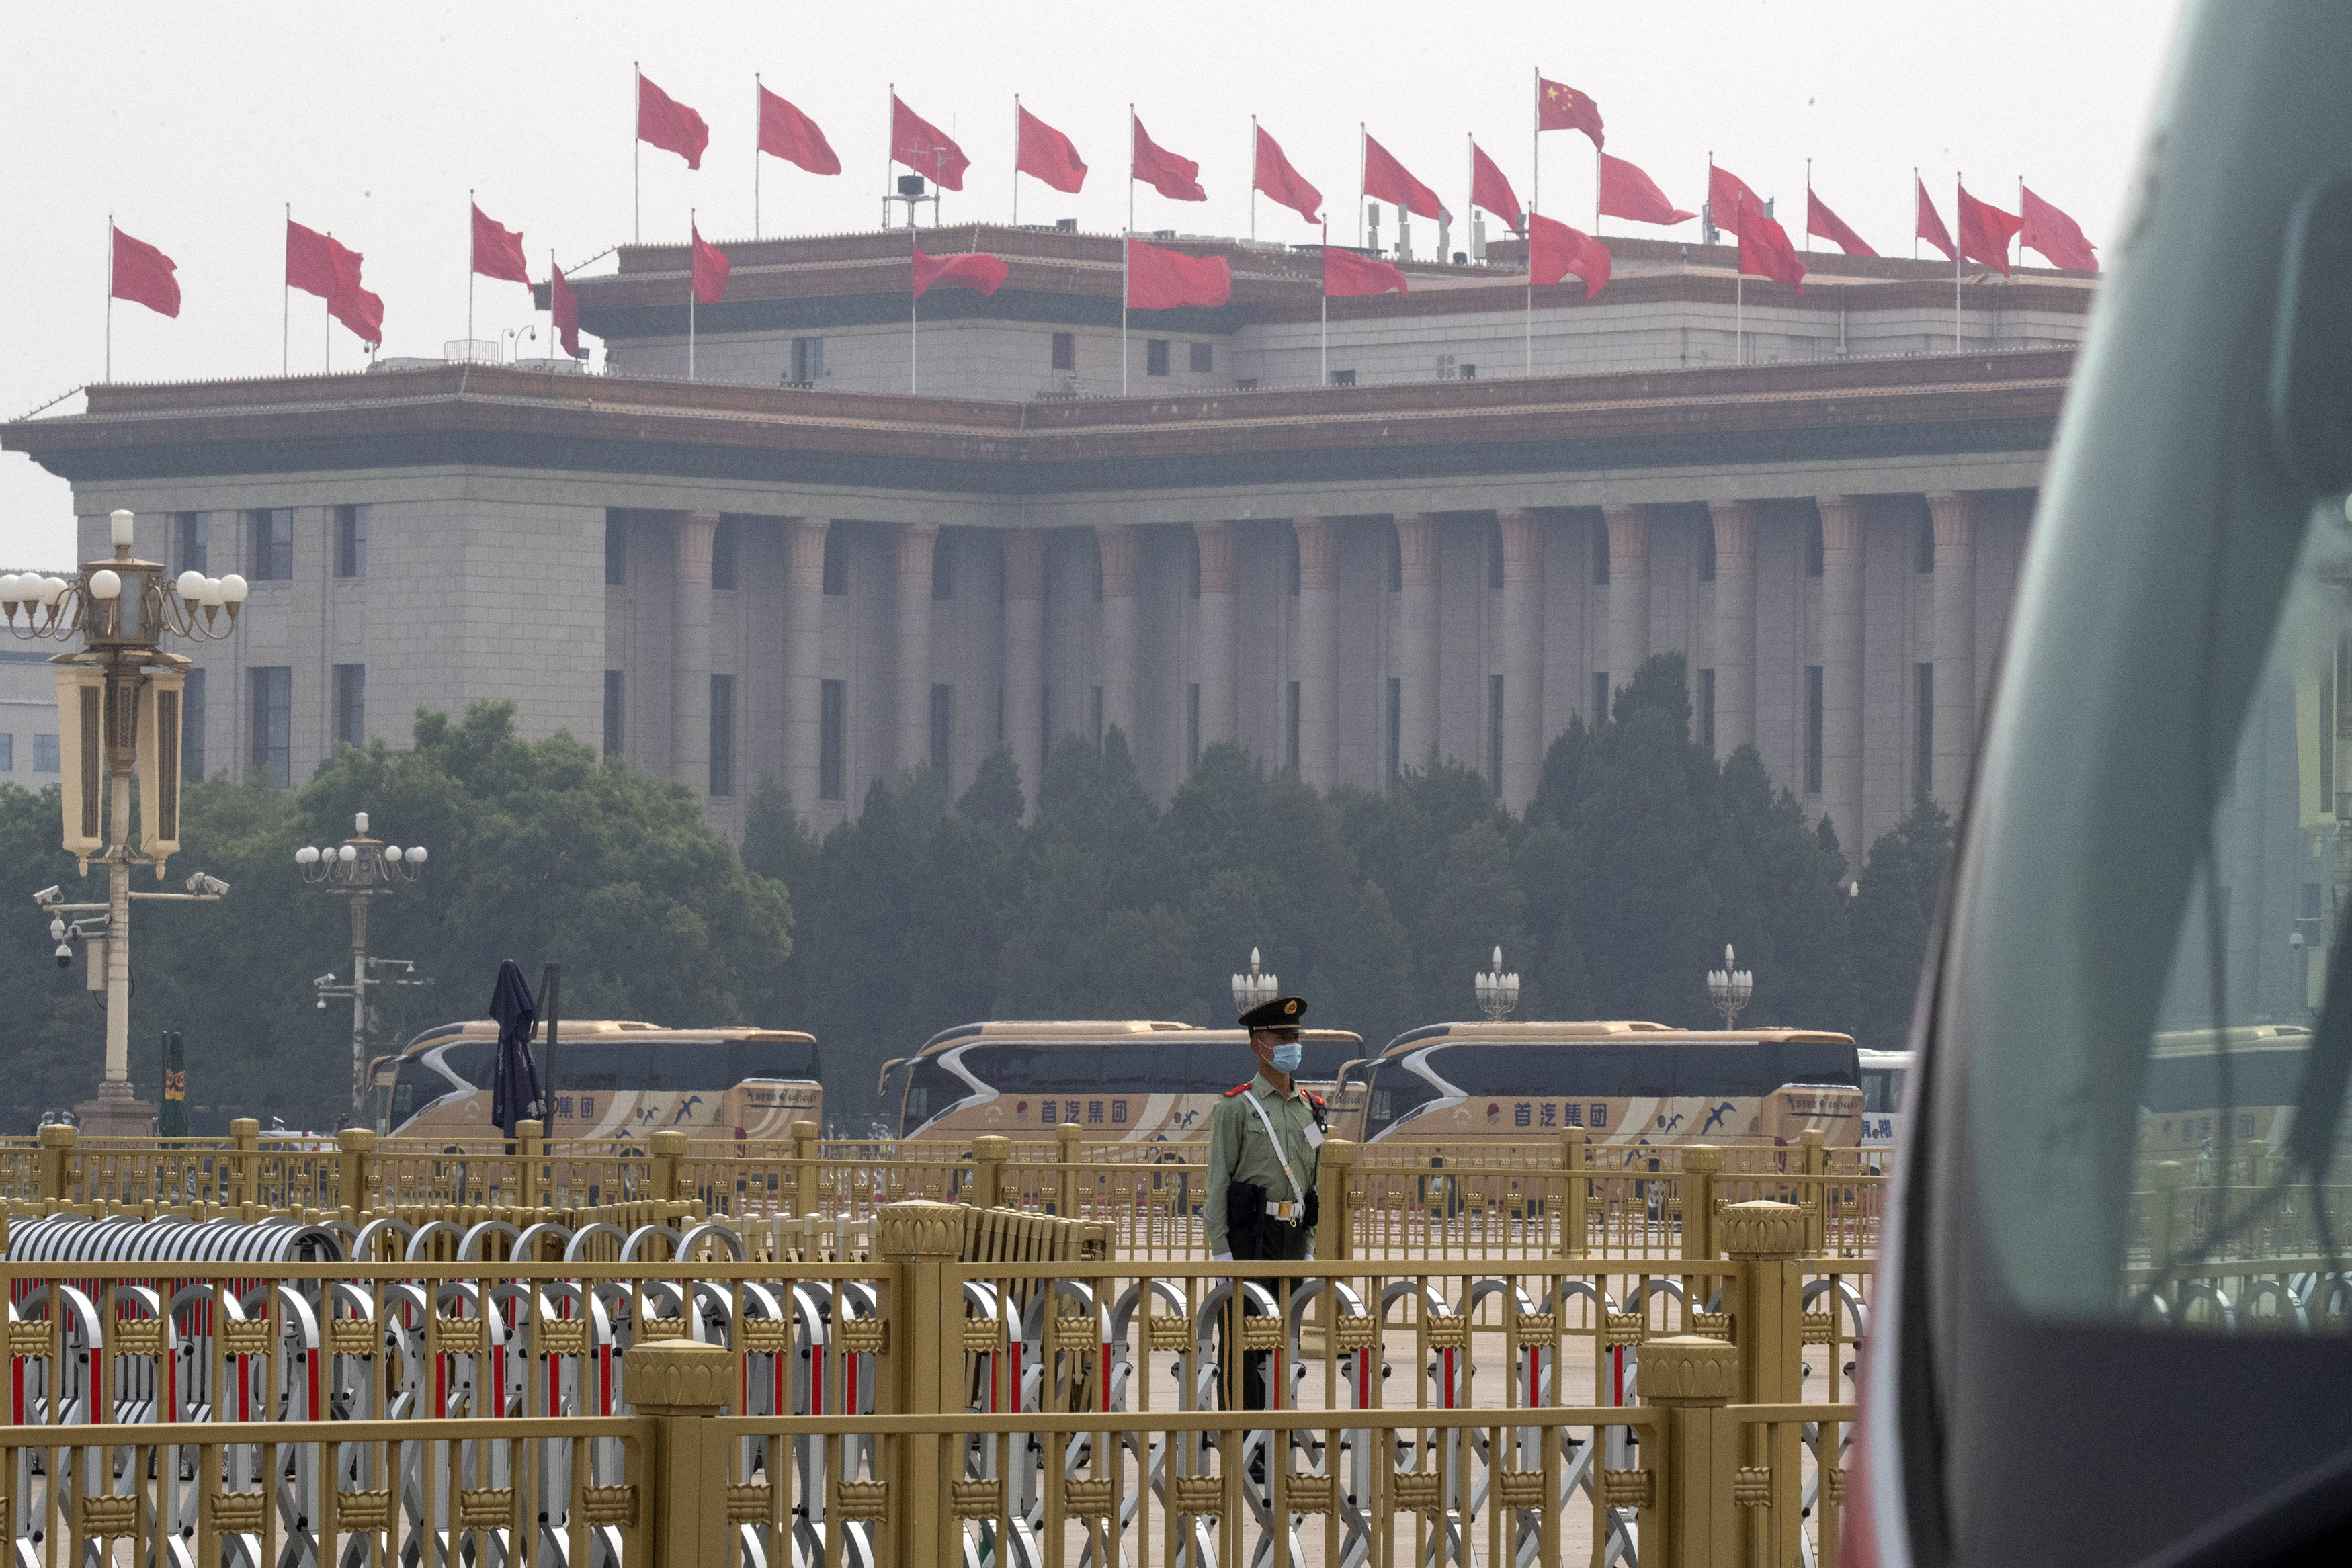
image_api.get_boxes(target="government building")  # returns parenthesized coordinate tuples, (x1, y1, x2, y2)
(1, 225, 2086, 863)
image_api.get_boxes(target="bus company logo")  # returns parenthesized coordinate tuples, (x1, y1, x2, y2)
(1486, 1102, 1502, 1125)
(1015, 1100, 1030, 1122)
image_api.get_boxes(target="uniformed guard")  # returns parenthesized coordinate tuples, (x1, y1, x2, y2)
(1206, 992, 1327, 1411)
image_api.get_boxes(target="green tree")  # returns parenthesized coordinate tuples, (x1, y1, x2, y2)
(1853, 830, 1927, 1049)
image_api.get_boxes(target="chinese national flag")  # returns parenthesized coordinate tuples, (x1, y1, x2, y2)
(1708, 164, 1764, 238)
(1470, 141, 1523, 231)
(1126, 238, 1231, 309)
(1598, 154, 1695, 227)
(286, 220, 361, 302)
(331, 286, 384, 347)
(1363, 134, 1445, 222)
(1254, 126, 1322, 225)
(1325, 245, 1408, 299)
(758, 85, 841, 176)
(638, 75, 710, 170)
(1916, 175, 1956, 261)
(1736, 200, 1806, 288)
(913, 244, 1009, 299)
(2020, 185, 2099, 271)
(1956, 183, 2022, 276)
(550, 263, 583, 357)
(1806, 188, 1877, 257)
(110, 228, 179, 318)
(1132, 116, 1206, 202)
(1015, 106, 1087, 194)
(892, 95, 971, 191)
(1529, 214, 1610, 298)
(472, 204, 531, 286)
(691, 224, 729, 304)
(1537, 78, 1603, 147)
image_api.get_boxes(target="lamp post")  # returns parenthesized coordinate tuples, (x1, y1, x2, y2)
(1474, 946, 1520, 1020)
(296, 811, 427, 1123)
(1230, 947, 1281, 1015)
(5, 509, 243, 1135)
(1707, 943, 1755, 1029)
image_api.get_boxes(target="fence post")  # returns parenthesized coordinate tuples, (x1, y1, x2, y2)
(513, 1120, 543, 1210)
(790, 1119, 820, 1219)
(1720, 1199, 1807, 1568)
(36, 1123, 75, 1203)
(1055, 1123, 1082, 1217)
(880, 1200, 966, 1566)
(970, 1135, 1011, 1210)
(2148, 1160, 2185, 1313)
(1643, 1334, 1739, 1565)
(1680, 1144, 1722, 1264)
(1799, 1129, 1827, 1254)
(337, 1127, 376, 1220)
(1559, 1129, 1588, 1258)
(624, 1337, 734, 1568)
(650, 1129, 691, 1207)
(228, 1117, 259, 1210)
(1314, 1139, 1355, 1262)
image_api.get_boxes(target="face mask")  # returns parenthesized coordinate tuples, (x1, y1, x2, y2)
(1271, 1043, 1304, 1072)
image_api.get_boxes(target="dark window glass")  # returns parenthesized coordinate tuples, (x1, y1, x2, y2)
(820, 679, 847, 800)
(902, 1055, 969, 1131)
(822, 527, 848, 595)
(1805, 666, 1824, 793)
(711, 518, 738, 591)
(1806, 515, 1825, 578)
(1700, 524, 1716, 582)
(728, 1037, 821, 1082)
(250, 509, 292, 581)
(1388, 677, 1402, 782)
(181, 668, 206, 783)
(1051, 333, 1077, 372)
(1488, 673, 1504, 795)
(1286, 531, 1300, 596)
(2140, 1045, 2310, 1115)
(1593, 672, 1610, 724)
(249, 666, 290, 788)
(334, 664, 365, 748)
(1330, 369, 1357, 386)
(1187, 532, 1201, 599)
(603, 671, 624, 758)
(791, 337, 825, 384)
(1187, 684, 1200, 775)
(1699, 668, 1716, 752)
(176, 512, 209, 576)
(1146, 339, 1170, 377)
(930, 683, 952, 781)
(1285, 681, 1301, 771)
(605, 513, 628, 586)
(932, 536, 954, 601)
(1388, 525, 1402, 593)
(1593, 522, 1611, 585)
(1916, 662, 1935, 795)
(1489, 522, 1504, 590)
(1189, 341, 1214, 373)
(1915, 512, 1936, 573)
(336, 505, 366, 578)
(710, 674, 734, 797)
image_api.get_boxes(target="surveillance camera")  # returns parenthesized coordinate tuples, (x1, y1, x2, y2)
(186, 872, 230, 897)
(54, 943, 72, 969)
(2292, 930, 2308, 952)
(48, 918, 63, 941)
(30, 886, 59, 906)
(314, 971, 337, 987)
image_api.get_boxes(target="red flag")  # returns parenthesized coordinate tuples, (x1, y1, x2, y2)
(1470, 141, 1523, 230)
(1529, 214, 1610, 298)
(1324, 245, 1408, 299)
(892, 95, 970, 191)
(1126, 238, 1231, 310)
(550, 262, 583, 357)
(1597, 154, 1695, 227)
(2020, 185, 2099, 272)
(1708, 164, 1764, 238)
(691, 224, 729, 304)
(638, 75, 710, 170)
(1363, 134, 1446, 222)
(1537, 78, 1604, 147)
(1915, 175, 1955, 261)
(758, 85, 841, 175)
(472, 204, 530, 286)
(912, 244, 1009, 299)
(1736, 199, 1806, 288)
(1132, 116, 1206, 202)
(1253, 126, 1322, 225)
(1956, 183, 2022, 276)
(1806, 187, 1876, 257)
(1015, 105, 1087, 195)
(109, 228, 179, 318)
(330, 286, 384, 346)
(286, 220, 361, 302)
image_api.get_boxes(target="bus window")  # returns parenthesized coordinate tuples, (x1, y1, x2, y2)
(1861, 1070, 1894, 1113)
(878, 1059, 913, 1120)
(905, 1055, 970, 1131)
(393, 1053, 457, 1125)
(1099, 1044, 1157, 1101)
(730, 1037, 820, 1082)
(440, 1041, 496, 1090)
(559, 1043, 623, 1092)
(643, 1040, 731, 1092)
(1362, 1061, 1441, 1136)
(1762, 1038, 1862, 1088)
(1296, 1038, 1357, 1082)
(2139, 1045, 2308, 1113)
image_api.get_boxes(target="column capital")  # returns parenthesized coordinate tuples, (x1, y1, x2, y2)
(1193, 520, 1238, 594)
(781, 517, 828, 581)
(1603, 504, 1650, 561)
(675, 511, 718, 578)
(1704, 498, 1756, 562)
(1002, 529, 1044, 601)
(1094, 523, 1141, 599)
(894, 521, 939, 578)
(1926, 490, 1979, 552)
(1394, 513, 1441, 588)
(1497, 509, 1545, 584)
(1814, 494, 1867, 556)
(1294, 515, 1341, 591)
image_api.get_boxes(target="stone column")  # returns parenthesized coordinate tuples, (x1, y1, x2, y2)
(1706, 499, 1757, 756)
(1497, 509, 1544, 808)
(1928, 491, 1978, 807)
(1603, 505, 1651, 701)
(671, 511, 717, 803)
(1396, 513, 1441, 774)
(1095, 524, 1142, 754)
(1816, 496, 1867, 871)
(1294, 516, 1342, 788)
(1001, 531, 1045, 815)
(1193, 521, 1238, 750)
(895, 523, 939, 777)
(780, 517, 828, 814)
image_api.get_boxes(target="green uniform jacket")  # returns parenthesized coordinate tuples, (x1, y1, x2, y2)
(1205, 1072, 1324, 1256)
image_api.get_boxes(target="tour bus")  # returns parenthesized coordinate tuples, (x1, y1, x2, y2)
(1858, 1047, 1914, 1149)
(2136, 1024, 2315, 1160)
(1329, 1020, 1865, 1149)
(366, 1019, 823, 1140)
(878, 1020, 1362, 1143)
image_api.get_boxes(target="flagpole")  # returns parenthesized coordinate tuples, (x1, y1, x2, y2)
(1805, 159, 1813, 252)
(1358, 122, 1366, 250)
(1320, 219, 1329, 386)
(911, 230, 919, 394)
(468, 188, 476, 351)
(1524, 197, 1533, 378)
(323, 234, 332, 374)
(1465, 133, 1473, 260)
(1249, 114, 1258, 241)
(1011, 94, 1021, 228)
(689, 207, 698, 382)
(885, 85, 895, 229)
(1127, 103, 1136, 243)
(1912, 167, 1919, 261)
(105, 216, 113, 384)
(1529, 67, 1539, 257)
(550, 247, 558, 358)
(1121, 236, 1130, 395)
(282, 204, 291, 376)
(2017, 174, 2025, 272)
(754, 73, 763, 241)
(634, 62, 642, 245)
(1735, 193, 1744, 365)
(1954, 174, 1963, 353)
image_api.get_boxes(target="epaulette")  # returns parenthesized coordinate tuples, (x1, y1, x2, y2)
(1224, 1083, 1251, 1098)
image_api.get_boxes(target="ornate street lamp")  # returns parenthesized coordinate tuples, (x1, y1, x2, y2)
(296, 811, 427, 1123)
(1230, 947, 1281, 1015)
(7, 509, 242, 1135)
(1474, 946, 1520, 1020)
(1708, 943, 1755, 1028)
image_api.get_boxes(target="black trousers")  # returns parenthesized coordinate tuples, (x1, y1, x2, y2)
(1224, 1214, 1312, 1411)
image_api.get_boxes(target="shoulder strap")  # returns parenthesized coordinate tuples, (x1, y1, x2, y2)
(1238, 1084, 1304, 1209)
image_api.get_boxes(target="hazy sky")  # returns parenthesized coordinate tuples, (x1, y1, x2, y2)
(1, 0, 2187, 564)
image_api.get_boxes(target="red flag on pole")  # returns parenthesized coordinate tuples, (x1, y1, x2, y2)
(758, 86, 841, 175)
(1806, 188, 1877, 257)
(1736, 202, 1806, 287)
(1708, 164, 1764, 238)
(110, 228, 180, 318)
(691, 224, 729, 304)
(1529, 214, 1611, 298)
(913, 244, 1009, 298)
(1254, 126, 1323, 225)
(638, 75, 710, 169)
(1015, 106, 1087, 194)
(1132, 116, 1206, 202)
(1470, 141, 1523, 231)
(287, 220, 361, 301)
(1364, 134, 1446, 222)
(1126, 238, 1231, 309)
(1537, 79, 1604, 147)
(472, 204, 531, 286)
(1956, 183, 2022, 275)
(1916, 175, 1956, 261)
(892, 95, 971, 191)
(331, 286, 384, 346)
(1598, 154, 1695, 226)
(550, 262, 583, 357)
(2020, 185, 2099, 271)
(1324, 245, 1409, 299)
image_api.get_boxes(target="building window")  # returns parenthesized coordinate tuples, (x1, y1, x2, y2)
(822, 527, 848, 595)
(1189, 341, 1214, 373)
(1329, 368, 1357, 386)
(335, 505, 367, 578)
(1387, 677, 1402, 782)
(1806, 516, 1825, 578)
(1187, 532, 1201, 600)
(181, 668, 204, 781)
(1091, 686, 1104, 746)
(710, 674, 735, 797)
(790, 336, 825, 384)
(249, 509, 292, 581)
(932, 536, 954, 601)
(1488, 674, 1504, 795)
(33, 734, 59, 773)
(711, 517, 738, 591)
(1146, 339, 1171, 377)
(1460, 363, 1477, 380)
(930, 683, 952, 781)
(1593, 523, 1611, 585)
(1699, 525, 1716, 582)
(1187, 684, 1201, 775)
(603, 671, 624, 758)
(1915, 663, 1935, 795)
(820, 679, 847, 800)
(1488, 521, 1504, 590)
(1091, 544, 1103, 603)
(0, 734, 11, 771)
(333, 664, 365, 749)
(1387, 526, 1402, 593)
(1051, 332, 1077, 371)
(1286, 681, 1301, 772)
(175, 512, 209, 576)
(1592, 671, 1610, 724)
(1804, 666, 1824, 793)
(1916, 513, 1936, 573)
(605, 513, 628, 586)
(249, 666, 291, 789)
(1286, 531, 1300, 597)
(1698, 668, 1716, 752)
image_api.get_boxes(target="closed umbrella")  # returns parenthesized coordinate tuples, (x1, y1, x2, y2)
(487, 958, 545, 1136)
